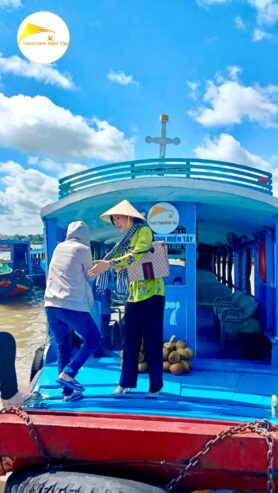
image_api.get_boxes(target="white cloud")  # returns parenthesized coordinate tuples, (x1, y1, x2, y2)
(197, 0, 228, 5)
(0, 0, 21, 8)
(194, 133, 271, 170)
(194, 133, 278, 195)
(107, 70, 139, 87)
(248, 0, 278, 26)
(227, 65, 242, 80)
(0, 93, 135, 161)
(28, 156, 87, 177)
(0, 54, 74, 89)
(186, 81, 200, 100)
(234, 15, 246, 30)
(189, 69, 278, 127)
(0, 160, 57, 234)
(252, 27, 276, 40)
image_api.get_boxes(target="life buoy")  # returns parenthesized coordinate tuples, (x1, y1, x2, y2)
(30, 345, 45, 382)
(6, 470, 166, 493)
(259, 238, 266, 283)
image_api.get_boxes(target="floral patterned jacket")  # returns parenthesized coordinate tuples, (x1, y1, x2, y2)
(109, 226, 165, 302)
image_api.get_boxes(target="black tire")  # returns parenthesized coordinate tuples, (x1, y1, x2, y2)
(5, 470, 166, 493)
(29, 346, 45, 382)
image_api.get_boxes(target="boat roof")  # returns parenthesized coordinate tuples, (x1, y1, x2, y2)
(0, 240, 30, 246)
(41, 175, 278, 245)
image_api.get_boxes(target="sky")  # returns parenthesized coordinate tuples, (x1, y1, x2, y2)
(0, 0, 278, 234)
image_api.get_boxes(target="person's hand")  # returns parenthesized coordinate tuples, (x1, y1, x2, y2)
(88, 260, 110, 277)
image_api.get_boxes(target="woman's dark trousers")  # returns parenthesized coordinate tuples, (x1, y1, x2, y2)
(0, 332, 18, 400)
(120, 295, 165, 393)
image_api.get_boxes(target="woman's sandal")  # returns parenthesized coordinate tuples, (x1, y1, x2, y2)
(112, 386, 131, 395)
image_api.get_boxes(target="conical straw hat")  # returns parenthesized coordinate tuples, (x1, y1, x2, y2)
(100, 199, 145, 224)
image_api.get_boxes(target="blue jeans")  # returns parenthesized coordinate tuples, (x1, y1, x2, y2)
(45, 307, 100, 392)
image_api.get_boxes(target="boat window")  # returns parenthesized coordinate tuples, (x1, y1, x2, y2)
(0, 249, 12, 262)
(14, 244, 28, 272)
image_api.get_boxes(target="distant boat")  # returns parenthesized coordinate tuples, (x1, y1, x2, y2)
(30, 245, 46, 287)
(0, 240, 33, 298)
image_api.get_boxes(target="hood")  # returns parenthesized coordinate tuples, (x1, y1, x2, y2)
(66, 221, 91, 247)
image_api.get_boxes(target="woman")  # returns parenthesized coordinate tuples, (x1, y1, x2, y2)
(88, 199, 165, 396)
(0, 332, 33, 408)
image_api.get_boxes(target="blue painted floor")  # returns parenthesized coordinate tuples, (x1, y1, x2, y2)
(27, 352, 278, 424)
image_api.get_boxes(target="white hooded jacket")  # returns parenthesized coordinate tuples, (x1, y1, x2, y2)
(44, 221, 94, 313)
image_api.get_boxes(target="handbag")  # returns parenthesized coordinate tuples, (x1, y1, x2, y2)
(127, 242, 169, 282)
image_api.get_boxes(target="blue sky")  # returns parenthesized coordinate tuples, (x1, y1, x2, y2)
(0, 0, 278, 233)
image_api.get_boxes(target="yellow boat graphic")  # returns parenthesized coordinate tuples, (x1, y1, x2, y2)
(18, 23, 55, 43)
(149, 206, 173, 219)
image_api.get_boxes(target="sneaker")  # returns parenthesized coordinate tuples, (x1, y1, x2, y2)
(1, 391, 33, 408)
(56, 372, 85, 391)
(63, 390, 83, 402)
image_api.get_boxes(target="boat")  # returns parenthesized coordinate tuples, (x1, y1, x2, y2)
(30, 245, 46, 287)
(1, 116, 278, 491)
(0, 240, 33, 298)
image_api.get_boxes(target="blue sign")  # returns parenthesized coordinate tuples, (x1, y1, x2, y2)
(154, 233, 195, 244)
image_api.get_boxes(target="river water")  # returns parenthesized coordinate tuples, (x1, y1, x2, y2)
(0, 287, 46, 391)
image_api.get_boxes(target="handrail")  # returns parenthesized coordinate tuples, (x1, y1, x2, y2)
(58, 158, 272, 199)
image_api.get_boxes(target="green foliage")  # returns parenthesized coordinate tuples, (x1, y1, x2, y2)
(0, 233, 44, 243)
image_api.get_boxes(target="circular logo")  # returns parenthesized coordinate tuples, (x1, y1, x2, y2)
(17, 11, 70, 64)
(147, 202, 179, 234)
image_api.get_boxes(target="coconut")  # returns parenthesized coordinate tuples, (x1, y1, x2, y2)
(163, 348, 170, 361)
(176, 348, 187, 360)
(168, 351, 181, 363)
(180, 360, 191, 372)
(169, 363, 184, 375)
(184, 348, 194, 359)
(176, 339, 187, 349)
(163, 361, 171, 372)
(163, 335, 176, 352)
(138, 362, 148, 373)
(138, 351, 145, 363)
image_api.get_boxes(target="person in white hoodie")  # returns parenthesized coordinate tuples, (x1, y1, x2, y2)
(45, 221, 100, 402)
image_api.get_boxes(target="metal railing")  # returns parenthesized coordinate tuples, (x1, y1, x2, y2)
(59, 158, 273, 199)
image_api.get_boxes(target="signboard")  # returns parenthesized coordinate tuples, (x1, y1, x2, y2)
(147, 202, 179, 234)
(0, 251, 12, 262)
(154, 234, 195, 244)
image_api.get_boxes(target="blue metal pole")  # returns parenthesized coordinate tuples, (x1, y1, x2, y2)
(272, 217, 278, 366)
(185, 202, 196, 355)
(234, 251, 239, 290)
(44, 218, 57, 272)
(241, 248, 246, 294)
(266, 228, 275, 334)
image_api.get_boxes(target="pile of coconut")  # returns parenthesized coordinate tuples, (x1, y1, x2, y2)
(119, 336, 194, 375)
(163, 335, 194, 374)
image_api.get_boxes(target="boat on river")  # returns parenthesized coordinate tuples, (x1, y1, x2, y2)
(1, 118, 278, 492)
(0, 240, 33, 298)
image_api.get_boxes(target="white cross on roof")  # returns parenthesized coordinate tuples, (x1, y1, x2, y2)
(145, 114, 181, 158)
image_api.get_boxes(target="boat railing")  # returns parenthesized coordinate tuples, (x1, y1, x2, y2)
(59, 158, 273, 199)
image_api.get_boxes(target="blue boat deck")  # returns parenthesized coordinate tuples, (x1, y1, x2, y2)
(29, 354, 278, 424)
